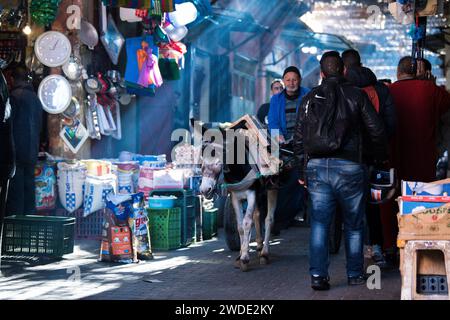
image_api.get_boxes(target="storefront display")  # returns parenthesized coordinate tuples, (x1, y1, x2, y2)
(1, 0, 200, 264)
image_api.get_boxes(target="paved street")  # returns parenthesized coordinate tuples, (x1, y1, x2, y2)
(0, 225, 401, 300)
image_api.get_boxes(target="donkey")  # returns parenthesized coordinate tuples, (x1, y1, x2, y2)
(199, 125, 279, 272)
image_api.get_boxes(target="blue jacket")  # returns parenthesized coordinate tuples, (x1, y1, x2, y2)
(268, 87, 310, 138)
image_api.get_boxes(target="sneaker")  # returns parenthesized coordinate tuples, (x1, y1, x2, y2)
(311, 275, 330, 291)
(371, 245, 387, 266)
(347, 274, 368, 286)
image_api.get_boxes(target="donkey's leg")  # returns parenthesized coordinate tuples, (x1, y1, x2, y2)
(231, 192, 246, 269)
(253, 205, 263, 252)
(238, 190, 256, 271)
(260, 189, 278, 264)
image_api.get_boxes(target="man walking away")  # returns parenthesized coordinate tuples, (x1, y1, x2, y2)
(343, 49, 397, 268)
(294, 51, 387, 291)
(390, 56, 450, 183)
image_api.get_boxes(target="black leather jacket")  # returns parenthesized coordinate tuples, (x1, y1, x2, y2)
(293, 76, 387, 179)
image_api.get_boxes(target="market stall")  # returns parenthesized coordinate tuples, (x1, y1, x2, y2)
(0, 0, 215, 263)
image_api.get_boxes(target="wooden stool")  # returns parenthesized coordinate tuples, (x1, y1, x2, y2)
(400, 240, 450, 300)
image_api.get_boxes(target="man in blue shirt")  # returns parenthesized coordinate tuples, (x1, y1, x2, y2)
(268, 66, 310, 144)
(268, 66, 310, 234)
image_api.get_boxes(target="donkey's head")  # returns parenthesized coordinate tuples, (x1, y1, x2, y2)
(197, 122, 229, 200)
(200, 146, 223, 199)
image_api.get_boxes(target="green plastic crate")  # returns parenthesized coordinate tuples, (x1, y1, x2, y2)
(147, 208, 181, 250)
(202, 208, 218, 240)
(1, 215, 76, 258)
(149, 189, 196, 247)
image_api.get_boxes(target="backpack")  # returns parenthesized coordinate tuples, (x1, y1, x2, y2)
(362, 85, 380, 113)
(302, 81, 352, 156)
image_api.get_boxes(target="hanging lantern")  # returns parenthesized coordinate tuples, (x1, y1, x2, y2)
(164, 23, 188, 42)
(168, 2, 198, 27)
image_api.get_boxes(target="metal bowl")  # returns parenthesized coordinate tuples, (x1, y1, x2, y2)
(63, 96, 81, 119)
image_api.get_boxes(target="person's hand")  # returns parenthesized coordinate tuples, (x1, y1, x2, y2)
(298, 179, 307, 188)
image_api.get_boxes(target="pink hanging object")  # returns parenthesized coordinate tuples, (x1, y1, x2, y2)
(149, 54, 163, 87)
(137, 44, 163, 88)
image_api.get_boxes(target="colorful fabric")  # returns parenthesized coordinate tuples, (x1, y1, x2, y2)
(102, 0, 153, 8)
(125, 36, 162, 95)
(135, 9, 148, 18)
(151, 0, 162, 17)
(160, 0, 175, 12)
(158, 58, 180, 80)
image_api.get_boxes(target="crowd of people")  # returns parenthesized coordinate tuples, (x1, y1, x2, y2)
(257, 50, 450, 291)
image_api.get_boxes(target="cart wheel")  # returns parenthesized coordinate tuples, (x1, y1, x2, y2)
(223, 195, 241, 251)
(329, 207, 343, 254)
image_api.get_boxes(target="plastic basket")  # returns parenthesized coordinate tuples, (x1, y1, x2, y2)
(149, 189, 196, 247)
(147, 208, 181, 250)
(61, 209, 105, 240)
(202, 208, 218, 240)
(1, 215, 76, 258)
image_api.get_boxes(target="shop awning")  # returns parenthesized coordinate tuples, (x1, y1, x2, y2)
(280, 21, 354, 52)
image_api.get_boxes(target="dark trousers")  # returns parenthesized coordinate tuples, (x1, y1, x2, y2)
(0, 178, 10, 259)
(273, 169, 305, 229)
(6, 164, 36, 216)
(365, 202, 384, 247)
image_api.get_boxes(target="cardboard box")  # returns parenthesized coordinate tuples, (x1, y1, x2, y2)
(397, 202, 450, 241)
(402, 179, 450, 196)
(398, 198, 449, 215)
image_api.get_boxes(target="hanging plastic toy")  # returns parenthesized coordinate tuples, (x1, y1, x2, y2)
(168, 2, 198, 27)
(100, 2, 125, 65)
(164, 22, 188, 42)
(30, 0, 62, 26)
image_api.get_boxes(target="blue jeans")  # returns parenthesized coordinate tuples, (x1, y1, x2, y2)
(306, 158, 367, 278)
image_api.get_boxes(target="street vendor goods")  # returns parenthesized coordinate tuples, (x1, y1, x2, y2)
(34, 31, 72, 68)
(38, 75, 72, 114)
(125, 36, 162, 90)
(35, 162, 57, 211)
(99, 193, 137, 263)
(83, 174, 116, 217)
(128, 193, 153, 260)
(57, 161, 87, 213)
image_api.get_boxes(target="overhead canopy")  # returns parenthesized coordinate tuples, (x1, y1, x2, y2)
(280, 21, 354, 52)
(185, 7, 269, 43)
